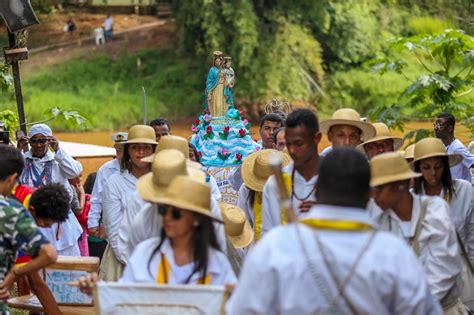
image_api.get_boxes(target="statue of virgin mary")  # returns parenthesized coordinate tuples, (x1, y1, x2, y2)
(204, 51, 227, 117)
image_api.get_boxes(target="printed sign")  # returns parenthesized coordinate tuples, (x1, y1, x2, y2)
(45, 269, 92, 305)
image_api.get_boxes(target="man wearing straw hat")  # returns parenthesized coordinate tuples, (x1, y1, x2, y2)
(88, 131, 128, 259)
(227, 148, 441, 314)
(119, 149, 227, 261)
(357, 122, 403, 159)
(261, 109, 321, 235)
(368, 152, 464, 313)
(319, 108, 375, 157)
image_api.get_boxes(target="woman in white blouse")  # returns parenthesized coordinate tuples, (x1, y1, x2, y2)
(368, 152, 464, 314)
(100, 125, 157, 281)
(80, 175, 236, 289)
(412, 137, 474, 309)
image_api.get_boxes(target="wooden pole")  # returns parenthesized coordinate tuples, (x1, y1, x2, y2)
(8, 30, 27, 136)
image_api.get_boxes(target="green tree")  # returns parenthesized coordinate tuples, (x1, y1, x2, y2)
(370, 29, 474, 141)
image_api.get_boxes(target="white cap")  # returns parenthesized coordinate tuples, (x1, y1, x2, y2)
(111, 132, 128, 142)
(28, 124, 52, 138)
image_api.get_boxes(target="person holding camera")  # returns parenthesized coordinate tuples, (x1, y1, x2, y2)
(18, 123, 83, 256)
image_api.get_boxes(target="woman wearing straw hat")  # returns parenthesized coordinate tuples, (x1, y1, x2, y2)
(237, 149, 290, 240)
(319, 108, 376, 156)
(118, 149, 227, 261)
(412, 138, 474, 309)
(79, 175, 236, 289)
(358, 122, 403, 159)
(368, 152, 465, 314)
(220, 203, 254, 275)
(100, 125, 157, 281)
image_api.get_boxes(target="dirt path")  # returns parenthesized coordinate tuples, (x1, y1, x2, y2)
(19, 17, 177, 78)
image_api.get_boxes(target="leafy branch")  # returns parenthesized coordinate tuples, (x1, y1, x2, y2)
(368, 29, 474, 142)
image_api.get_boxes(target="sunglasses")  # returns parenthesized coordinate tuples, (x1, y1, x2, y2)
(29, 138, 49, 145)
(158, 206, 182, 220)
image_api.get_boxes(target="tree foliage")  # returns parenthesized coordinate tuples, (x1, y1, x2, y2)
(369, 29, 474, 141)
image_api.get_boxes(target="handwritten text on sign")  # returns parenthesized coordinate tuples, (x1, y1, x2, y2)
(45, 269, 92, 304)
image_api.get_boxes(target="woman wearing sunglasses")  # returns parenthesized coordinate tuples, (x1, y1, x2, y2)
(79, 175, 236, 289)
(101, 125, 157, 281)
(368, 152, 464, 314)
(412, 138, 474, 309)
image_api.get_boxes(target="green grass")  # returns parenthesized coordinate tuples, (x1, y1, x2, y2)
(1, 50, 205, 131)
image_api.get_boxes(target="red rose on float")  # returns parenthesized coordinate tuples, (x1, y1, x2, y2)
(224, 126, 230, 134)
(206, 126, 213, 134)
(195, 119, 200, 125)
(239, 129, 246, 137)
(236, 153, 243, 161)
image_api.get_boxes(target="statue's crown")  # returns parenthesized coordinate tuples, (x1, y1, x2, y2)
(265, 98, 293, 119)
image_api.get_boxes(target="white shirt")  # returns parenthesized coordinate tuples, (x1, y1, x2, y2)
(88, 158, 120, 228)
(102, 170, 137, 263)
(236, 185, 254, 227)
(104, 16, 113, 31)
(120, 238, 236, 285)
(21, 149, 83, 255)
(124, 198, 227, 261)
(446, 139, 474, 183)
(261, 163, 318, 235)
(227, 205, 441, 315)
(417, 179, 474, 263)
(368, 193, 462, 304)
(320, 146, 333, 157)
(208, 174, 222, 201)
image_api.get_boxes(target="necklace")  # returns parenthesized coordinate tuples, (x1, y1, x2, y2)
(291, 168, 316, 201)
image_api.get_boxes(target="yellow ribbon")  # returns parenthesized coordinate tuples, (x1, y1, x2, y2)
(156, 254, 211, 285)
(300, 218, 373, 232)
(253, 191, 263, 240)
(280, 172, 292, 225)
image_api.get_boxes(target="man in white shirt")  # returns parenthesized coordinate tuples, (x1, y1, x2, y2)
(227, 148, 441, 315)
(88, 132, 127, 238)
(435, 113, 474, 183)
(319, 108, 375, 157)
(261, 109, 321, 235)
(18, 123, 83, 256)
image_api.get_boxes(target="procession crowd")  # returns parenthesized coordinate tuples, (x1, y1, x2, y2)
(0, 107, 473, 315)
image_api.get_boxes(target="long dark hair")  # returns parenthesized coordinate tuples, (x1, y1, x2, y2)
(246, 186, 256, 208)
(147, 211, 221, 283)
(414, 156, 455, 200)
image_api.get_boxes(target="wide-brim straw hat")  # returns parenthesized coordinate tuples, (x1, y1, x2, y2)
(320, 108, 376, 141)
(412, 137, 462, 167)
(403, 144, 415, 161)
(357, 122, 404, 151)
(242, 149, 291, 192)
(142, 135, 190, 163)
(220, 203, 254, 249)
(125, 125, 158, 145)
(370, 152, 421, 187)
(137, 149, 205, 203)
(153, 175, 222, 222)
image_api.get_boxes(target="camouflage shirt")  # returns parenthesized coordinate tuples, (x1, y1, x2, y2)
(0, 194, 49, 313)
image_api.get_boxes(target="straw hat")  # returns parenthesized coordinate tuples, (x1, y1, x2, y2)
(320, 108, 376, 141)
(137, 149, 206, 203)
(412, 138, 462, 167)
(370, 152, 421, 187)
(358, 123, 403, 151)
(125, 125, 157, 145)
(142, 135, 190, 163)
(154, 175, 221, 221)
(220, 203, 254, 249)
(242, 149, 291, 192)
(403, 144, 415, 161)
